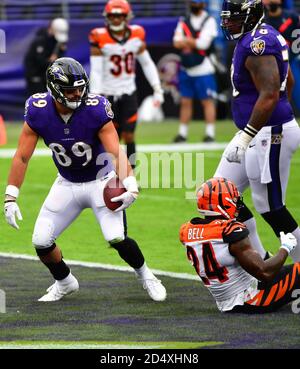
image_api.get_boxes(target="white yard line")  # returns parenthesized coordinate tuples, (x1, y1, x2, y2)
(0, 252, 199, 281)
(0, 143, 228, 158)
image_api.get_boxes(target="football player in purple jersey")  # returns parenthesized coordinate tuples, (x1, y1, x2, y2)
(4, 57, 166, 303)
(214, 0, 300, 261)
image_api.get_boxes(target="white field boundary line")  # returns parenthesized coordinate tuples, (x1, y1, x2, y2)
(0, 252, 199, 281)
(0, 143, 228, 158)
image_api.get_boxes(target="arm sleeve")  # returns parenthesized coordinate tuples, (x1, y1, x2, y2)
(24, 97, 40, 134)
(195, 17, 218, 50)
(90, 96, 114, 130)
(179, 223, 189, 245)
(89, 55, 104, 94)
(136, 50, 161, 91)
(89, 28, 101, 47)
(24, 97, 34, 127)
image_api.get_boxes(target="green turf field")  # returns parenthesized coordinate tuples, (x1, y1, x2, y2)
(1, 120, 299, 271)
(0, 120, 300, 349)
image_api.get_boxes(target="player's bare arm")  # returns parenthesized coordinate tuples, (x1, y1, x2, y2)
(245, 54, 280, 132)
(6, 122, 39, 194)
(4, 122, 38, 229)
(230, 237, 287, 282)
(225, 54, 282, 163)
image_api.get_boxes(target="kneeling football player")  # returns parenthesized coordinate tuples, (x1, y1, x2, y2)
(180, 177, 300, 313)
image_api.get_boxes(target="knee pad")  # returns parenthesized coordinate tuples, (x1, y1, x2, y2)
(262, 206, 298, 237)
(32, 217, 55, 249)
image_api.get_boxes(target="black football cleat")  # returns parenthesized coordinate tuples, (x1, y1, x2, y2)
(172, 134, 186, 143)
(203, 135, 215, 143)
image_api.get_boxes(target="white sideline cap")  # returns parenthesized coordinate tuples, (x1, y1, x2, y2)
(51, 18, 69, 43)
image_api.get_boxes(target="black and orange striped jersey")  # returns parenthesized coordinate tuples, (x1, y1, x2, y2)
(89, 25, 145, 49)
(245, 263, 300, 308)
(180, 217, 249, 245)
(179, 217, 255, 303)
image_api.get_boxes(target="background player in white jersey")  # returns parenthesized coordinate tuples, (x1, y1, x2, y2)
(4, 57, 166, 303)
(89, 0, 164, 169)
(215, 0, 300, 262)
(180, 177, 300, 313)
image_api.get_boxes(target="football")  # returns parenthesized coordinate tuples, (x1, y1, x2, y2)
(103, 176, 126, 211)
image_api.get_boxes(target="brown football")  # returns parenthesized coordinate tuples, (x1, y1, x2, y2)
(103, 177, 126, 211)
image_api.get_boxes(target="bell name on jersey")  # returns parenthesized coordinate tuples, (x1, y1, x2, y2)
(180, 218, 256, 302)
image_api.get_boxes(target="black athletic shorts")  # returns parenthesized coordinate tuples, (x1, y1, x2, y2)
(107, 91, 138, 135)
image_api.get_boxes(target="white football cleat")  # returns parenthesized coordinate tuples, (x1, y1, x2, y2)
(140, 277, 167, 302)
(38, 275, 79, 302)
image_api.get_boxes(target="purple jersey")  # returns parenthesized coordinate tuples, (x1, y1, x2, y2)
(231, 23, 294, 129)
(25, 93, 114, 182)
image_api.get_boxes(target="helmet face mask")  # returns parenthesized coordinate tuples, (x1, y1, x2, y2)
(106, 13, 128, 32)
(103, 0, 133, 32)
(196, 178, 243, 219)
(46, 58, 89, 110)
(221, 0, 264, 41)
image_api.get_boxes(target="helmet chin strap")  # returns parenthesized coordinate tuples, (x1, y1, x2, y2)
(232, 31, 243, 40)
(65, 100, 82, 110)
(64, 86, 87, 110)
(48, 85, 86, 110)
(251, 12, 265, 36)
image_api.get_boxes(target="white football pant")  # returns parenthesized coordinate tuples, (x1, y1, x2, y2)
(215, 119, 300, 214)
(32, 171, 125, 249)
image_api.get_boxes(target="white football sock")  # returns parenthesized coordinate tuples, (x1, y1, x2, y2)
(244, 217, 267, 258)
(179, 123, 188, 138)
(134, 263, 155, 280)
(57, 272, 75, 286)
(205, 122, 215, 138)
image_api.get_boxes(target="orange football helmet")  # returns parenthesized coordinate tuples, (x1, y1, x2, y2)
(103, 0, 133, 31)
(196, 177, 242, 219)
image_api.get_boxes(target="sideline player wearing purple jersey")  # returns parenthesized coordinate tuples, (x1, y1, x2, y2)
(214, 0, 300, 261)
(4, 57, 166, 302)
